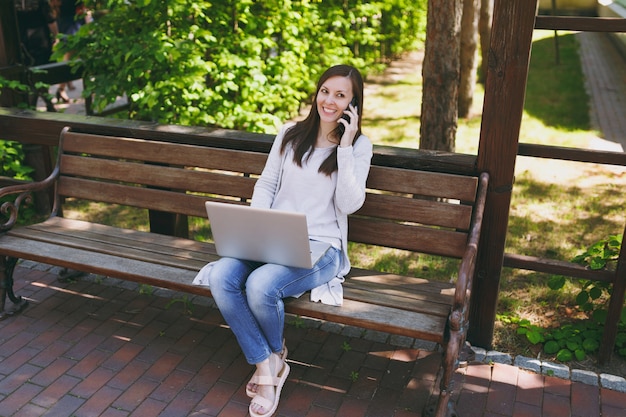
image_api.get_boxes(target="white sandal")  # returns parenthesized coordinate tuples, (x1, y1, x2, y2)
(249, 359, 290, 417)
(246, 339, 288, 398)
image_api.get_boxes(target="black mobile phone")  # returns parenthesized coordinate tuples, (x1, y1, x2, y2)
(338, 97, 358, 135)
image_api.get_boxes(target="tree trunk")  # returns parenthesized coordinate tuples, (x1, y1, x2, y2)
(420, 0, 462, 152)
(478, 0, 493, 84)
(458, 0, 480, 118)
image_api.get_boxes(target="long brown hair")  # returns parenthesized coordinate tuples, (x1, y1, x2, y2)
(280, 65, 364, 176)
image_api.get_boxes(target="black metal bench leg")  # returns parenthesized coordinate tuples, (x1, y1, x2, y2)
(0, 256, 29, 320)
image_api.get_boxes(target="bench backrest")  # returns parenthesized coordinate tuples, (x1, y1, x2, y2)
(56, 129, 483, 259)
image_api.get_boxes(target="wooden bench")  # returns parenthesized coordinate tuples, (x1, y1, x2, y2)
(0, 127, 488, 417)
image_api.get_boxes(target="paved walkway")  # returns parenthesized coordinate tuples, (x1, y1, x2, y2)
(2, 263, 626, 417)
(15, 28, 626, 417)
(578, 31, 626, 152)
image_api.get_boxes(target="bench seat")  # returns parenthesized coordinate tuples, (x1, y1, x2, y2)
(1, 216, 453, 343)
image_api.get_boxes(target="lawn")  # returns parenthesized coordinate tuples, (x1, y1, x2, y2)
(358, 30, 626, 366)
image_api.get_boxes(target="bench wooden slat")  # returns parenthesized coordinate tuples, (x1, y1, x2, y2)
(58, 177, 240, 218)
(367, 165, 478, 202)
(357, 192, 473, 230)
(348, 217, 468, 257)
(343, 277, 453, 306)
(62, 131, 268, 174)
(60, 154, 258, 198)
(342, 286, 451, 318)
(0, 235, 211, 293)
(9, 218, 216, 271)
(284, 296, 447, 342)
(347, 268, 455, 291)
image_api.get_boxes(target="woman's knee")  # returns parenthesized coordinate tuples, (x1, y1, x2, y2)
(246, 274, 281, 307)
(207, 258, 247, 294)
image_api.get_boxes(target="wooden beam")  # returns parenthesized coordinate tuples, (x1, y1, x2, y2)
(470, 0, 538, 349)
(0, 107, 479, 175)
(535, 16, 626, 32)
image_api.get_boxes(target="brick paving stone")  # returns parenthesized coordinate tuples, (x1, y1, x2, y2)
(542, 392, 570, 417)
(111, 378, 159, 412)
(127, 397, 167, 417)
(31, 374, 81, 409)
(70, 367, 116, 398)
(492, 363, 519, 385)
(195, 380, 239, 415)
(600, 386, 626, 409)
(454, 389, 487, 417)
(13, 403, 49, 417)
(100, 408, 129, 417)
(42, 394, 85, 417)
(367, 385, 402, 416)
(0, 363, 41, 396)
(486, 381, 516, 416)
(29, 339, 72, 368)
(29, 356, 76, 386)
(157, 389, 205, 417)
(101, 342, 144, 372)
(74, 385, 123, 417)
(515, 369, 543, 407)
(512, 401, 542, 417)
(543, 374, 571, 397)
(0, 382, 42, 416)
(149, 369, 194, 403)
(67, 348, 109, 379)
(280, 381, 318, 416)
(304, 405, 338, 417)
(571, 381, 600, 417)
(0, 347, 40, 376)
(336, 396, 370, 416)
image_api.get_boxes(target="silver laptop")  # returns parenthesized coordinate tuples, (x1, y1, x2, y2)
(205, 201, 332, 268)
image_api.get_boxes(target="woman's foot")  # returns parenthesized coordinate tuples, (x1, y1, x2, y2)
(56, 88, 70, 103)
(246, 340, 287, 397)
(249, 354, 290, 417)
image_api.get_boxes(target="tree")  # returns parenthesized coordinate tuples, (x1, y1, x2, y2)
(478, 0, 493, 84)
(53, 0, 427, 134)
(419, 0, 462, 152)
(458, 0, 480, 118)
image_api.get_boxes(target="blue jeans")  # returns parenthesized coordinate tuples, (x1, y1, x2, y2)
(207, 246, 341, 364)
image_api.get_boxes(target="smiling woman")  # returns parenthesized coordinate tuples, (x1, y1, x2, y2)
(200, 64, 373, 417)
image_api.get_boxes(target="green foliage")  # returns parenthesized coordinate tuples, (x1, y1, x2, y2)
(0, 75, 31, 96)
(55, 0, 426, 132)
(549, 234, 622, 316)
(0, 74, 41, 110)
(165, 295, 194, 315)
(507, 235, 625, 362)
(0, 141, 34, 180)
(514, 318, 602, 362)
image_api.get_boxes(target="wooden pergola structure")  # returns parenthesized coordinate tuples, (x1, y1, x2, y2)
(1, 0, 626, 363)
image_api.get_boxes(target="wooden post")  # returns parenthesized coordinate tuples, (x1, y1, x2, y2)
(469, 0, 538, 348)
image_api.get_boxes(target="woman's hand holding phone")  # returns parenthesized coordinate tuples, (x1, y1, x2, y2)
(338, 97, 358, 147)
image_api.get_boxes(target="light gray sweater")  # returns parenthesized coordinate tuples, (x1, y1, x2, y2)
(251, 123, 373, 305)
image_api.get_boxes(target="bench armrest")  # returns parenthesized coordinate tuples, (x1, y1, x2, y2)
(450, 172, 489, 330)
(0, 166, 59, 232)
